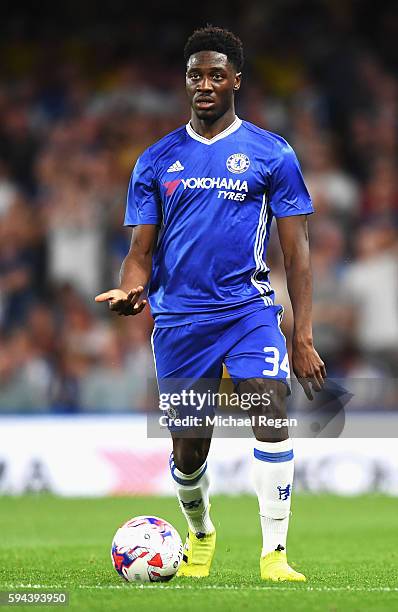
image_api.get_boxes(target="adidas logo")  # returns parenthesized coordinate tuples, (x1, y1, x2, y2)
(167, 160, 184, 173)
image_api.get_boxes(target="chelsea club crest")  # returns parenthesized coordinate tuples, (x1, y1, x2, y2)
(226, 153, 250, 174)
(167, 406, 179, 420)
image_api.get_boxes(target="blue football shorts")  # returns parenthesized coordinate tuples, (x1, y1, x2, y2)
(151, 304, 290, 431)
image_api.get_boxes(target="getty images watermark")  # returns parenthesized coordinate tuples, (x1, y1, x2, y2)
(157, 389, 297, 430)
(145, 377, 376, 438)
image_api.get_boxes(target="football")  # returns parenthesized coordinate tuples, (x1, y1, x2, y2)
(111, 516, 183, 582)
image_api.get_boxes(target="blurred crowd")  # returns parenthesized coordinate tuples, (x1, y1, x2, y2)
(0, 0, 397, 412)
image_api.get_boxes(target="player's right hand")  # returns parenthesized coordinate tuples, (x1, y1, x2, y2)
(94, 286, 147, 316)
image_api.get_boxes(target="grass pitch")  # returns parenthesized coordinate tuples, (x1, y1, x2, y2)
(0, 494, 397, 611)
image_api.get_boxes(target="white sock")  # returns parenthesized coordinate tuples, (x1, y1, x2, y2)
(252, 439, 294, 556)
(169, 453, 215, 535)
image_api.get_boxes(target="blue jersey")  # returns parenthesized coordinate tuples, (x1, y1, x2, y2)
(124, 117, 313, 327)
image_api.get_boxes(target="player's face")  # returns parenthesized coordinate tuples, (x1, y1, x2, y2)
(186, 51, 241, 121)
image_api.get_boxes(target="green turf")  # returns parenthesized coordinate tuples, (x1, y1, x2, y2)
(0, 494, 397, 611)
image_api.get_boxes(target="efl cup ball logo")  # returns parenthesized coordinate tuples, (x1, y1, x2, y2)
(226, 153, 250, 174)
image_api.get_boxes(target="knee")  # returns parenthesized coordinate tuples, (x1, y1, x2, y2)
(238, 378, 288, 442)
(172, 438, 210, 474)
(238, 378, 287, 415)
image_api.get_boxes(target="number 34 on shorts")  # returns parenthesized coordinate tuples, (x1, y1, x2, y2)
(263, 346, 290, 378)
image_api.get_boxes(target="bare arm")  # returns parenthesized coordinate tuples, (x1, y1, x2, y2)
(95, 224, 158, 316)
(276, 215, 326, 398)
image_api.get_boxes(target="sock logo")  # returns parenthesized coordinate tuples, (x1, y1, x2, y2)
(277, 484, 291, 500)
(181, 498, 202, 510)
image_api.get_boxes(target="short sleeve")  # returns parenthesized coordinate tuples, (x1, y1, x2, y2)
(124, 149, 162, 227)
(269, 141, 314, 218)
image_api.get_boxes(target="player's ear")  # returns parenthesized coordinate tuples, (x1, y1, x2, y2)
(233, 72, 242, 92)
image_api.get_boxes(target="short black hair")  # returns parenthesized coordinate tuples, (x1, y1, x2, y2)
(184, 25, 244, 72)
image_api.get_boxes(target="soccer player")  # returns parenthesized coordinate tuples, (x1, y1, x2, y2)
(96, 26, 326, 581)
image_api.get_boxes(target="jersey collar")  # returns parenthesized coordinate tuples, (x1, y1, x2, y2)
(186, 116, 242, 145)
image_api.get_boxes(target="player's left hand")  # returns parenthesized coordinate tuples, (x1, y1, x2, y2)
(292, 340, 326, 400)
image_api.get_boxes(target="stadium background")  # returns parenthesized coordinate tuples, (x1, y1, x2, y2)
(0, 0, 397, 497)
